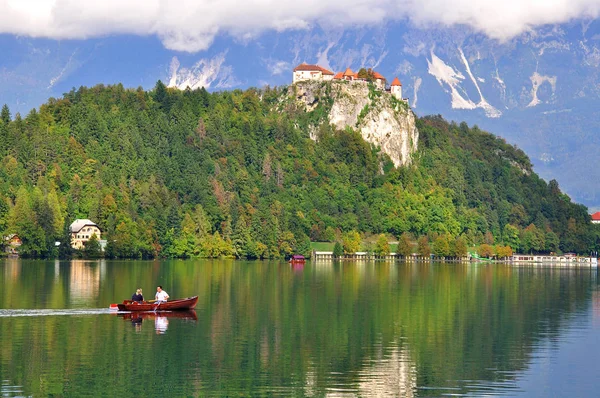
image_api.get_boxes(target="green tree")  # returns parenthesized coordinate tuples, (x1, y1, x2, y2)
(1, 104, 10, 124)
(432, 234, 451, 257)
(374, 234, 390, 256)
(85, 233, 102, 259)
(333, 241, 343, 258)
(502, 224, 520, 251)
(545, 231, 560, 253)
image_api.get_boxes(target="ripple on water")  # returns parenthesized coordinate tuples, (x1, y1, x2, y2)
(0, 309, 112, 317)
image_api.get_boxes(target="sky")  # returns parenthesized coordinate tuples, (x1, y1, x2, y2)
(1, 0, 599, 52)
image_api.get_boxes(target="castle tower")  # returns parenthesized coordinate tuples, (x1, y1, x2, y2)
(390, 77, 402, 100)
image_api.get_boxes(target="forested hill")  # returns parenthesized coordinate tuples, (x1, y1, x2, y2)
(0, 81, 597, 258)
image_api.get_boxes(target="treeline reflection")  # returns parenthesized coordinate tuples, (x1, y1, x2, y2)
(0, 259, 595, 396)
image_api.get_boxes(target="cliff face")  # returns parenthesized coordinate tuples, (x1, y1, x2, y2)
(291, 80, 418, 167)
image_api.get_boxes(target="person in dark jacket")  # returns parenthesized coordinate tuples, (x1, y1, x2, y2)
(131, 288, 144, 302)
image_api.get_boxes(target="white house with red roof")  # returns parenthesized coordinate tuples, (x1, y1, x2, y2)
(591, 211, 600, 224)
(292, 63, 334, 83)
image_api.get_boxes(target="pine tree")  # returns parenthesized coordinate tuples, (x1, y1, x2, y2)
(333, 241, 343, 258)
(1, 104, 10, 124)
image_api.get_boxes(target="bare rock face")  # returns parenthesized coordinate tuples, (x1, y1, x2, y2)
(292, 80, 418, 167)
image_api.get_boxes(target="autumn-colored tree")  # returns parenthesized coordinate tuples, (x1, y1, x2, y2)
(478, 244, 494, 258)
(417, 236, 431, 258)
(342, 230, 361, 254)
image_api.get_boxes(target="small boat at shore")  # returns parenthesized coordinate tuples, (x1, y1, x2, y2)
(116, 296, 198, 311)
(289, 254, 306, 263)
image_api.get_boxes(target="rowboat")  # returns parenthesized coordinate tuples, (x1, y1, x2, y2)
(116, 296, 198, 311)
(289, 254, 306, 263)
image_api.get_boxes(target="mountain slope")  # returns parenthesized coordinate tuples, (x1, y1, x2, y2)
(2, 21, 600, 207)
(0, 82, 596, 258)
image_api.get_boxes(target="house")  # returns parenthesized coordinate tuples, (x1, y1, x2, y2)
(70, 219, 103, 250)
(390, 77, 402, 100)
(372, 71, 386, 90)
(341, 68, 356, 81)
(292, 63, 334, 83)
(3, 234, 22, 255)
(591, 211, 600, 224)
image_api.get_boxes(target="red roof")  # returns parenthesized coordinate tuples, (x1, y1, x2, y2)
(373, 71, 385, 80)
(591, 211, 600, 221)
(333, 72, 343, 79)
(343, 68, 354, 77)
(391, 77, 402, 86)
(293, 63, 334, 75)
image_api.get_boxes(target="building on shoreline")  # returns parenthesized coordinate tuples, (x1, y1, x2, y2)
(69, 219, 105, 250)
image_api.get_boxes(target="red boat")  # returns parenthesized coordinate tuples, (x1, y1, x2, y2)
(116, 296, 198, 311)
(289, 254, 306, 263)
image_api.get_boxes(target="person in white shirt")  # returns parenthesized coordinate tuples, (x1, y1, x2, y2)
(155, 286, 169, 303)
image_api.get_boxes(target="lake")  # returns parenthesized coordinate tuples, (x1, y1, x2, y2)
(0, 258, 599, 397)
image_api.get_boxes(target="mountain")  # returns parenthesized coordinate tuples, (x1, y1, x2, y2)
(1, 20, 600, 207)
(0, 81, 596, 259)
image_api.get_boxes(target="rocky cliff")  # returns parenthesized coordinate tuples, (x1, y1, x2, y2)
(291, 80, 418, 167)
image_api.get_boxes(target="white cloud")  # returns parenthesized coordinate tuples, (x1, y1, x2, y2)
(1, 0, 600, 52)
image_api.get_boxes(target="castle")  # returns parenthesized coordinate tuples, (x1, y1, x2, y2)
(292, 63, 403, 100)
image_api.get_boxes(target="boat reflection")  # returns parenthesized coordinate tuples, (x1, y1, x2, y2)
(117, 310, 198, 333)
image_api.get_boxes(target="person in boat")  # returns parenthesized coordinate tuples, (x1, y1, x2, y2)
(131, 288, 144, 303)
(155, 286, 169, 303)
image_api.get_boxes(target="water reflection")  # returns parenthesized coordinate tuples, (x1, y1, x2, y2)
(355, 344, 417, 397)
(116, 311, 197, 334)
(69, 260, 101, 305)
(155, 316, 169, 334)
(0, 259, 598, 397)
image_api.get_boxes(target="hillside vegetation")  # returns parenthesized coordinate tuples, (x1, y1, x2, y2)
(0, 82, 597, 258)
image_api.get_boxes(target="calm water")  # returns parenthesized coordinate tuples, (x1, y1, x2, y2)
(0, 259, 599, 397)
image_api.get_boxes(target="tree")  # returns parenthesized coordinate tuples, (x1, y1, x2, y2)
(417, 236, 431, 257)
(432, 234, 451, 257)
(295, 233, 312, 257)
(545, 231, 560, 253)
(484, 231, 495, 245)
(9, 187, 47, 257)
(397, 232, 413, 257)
(374, 234, 390, 256)
(521, 224, 545, 254)
(453, 236, 467, 258)
(85, 233, 102, 259)
(1, 104, 10, 124)
(478, 244, 494, 258)
(342, 230, 361, 254)
(503, 224, 520, 251)
(333, 241, 343, 258)
(495, 245, 513, 259)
